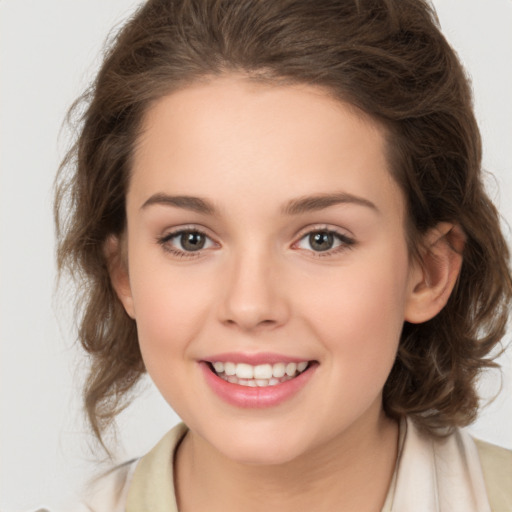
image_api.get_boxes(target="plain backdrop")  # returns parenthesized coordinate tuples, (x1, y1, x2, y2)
(1, 1, 511, 510)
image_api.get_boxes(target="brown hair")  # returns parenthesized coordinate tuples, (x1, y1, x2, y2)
(55, 0, 512, 452)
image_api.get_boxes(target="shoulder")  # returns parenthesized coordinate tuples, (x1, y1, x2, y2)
(473, 437, 512, 512)
(396, 417, 508, 511)
(78, 422, 188, 512)
(79, 458, 139, 512)
(21, 460, 139, 512)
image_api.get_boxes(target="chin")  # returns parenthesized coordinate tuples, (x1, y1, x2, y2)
(224, 443, 304, 466)
(209, 425, 313, 466)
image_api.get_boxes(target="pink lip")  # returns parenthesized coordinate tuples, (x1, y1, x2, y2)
(199, 360, 317, 408)
(202, 352, 311, 365)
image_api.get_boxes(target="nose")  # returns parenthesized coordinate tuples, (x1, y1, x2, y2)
(218, 248, 290, 332)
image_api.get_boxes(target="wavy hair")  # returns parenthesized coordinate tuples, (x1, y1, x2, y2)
(55, 0, 512, 452)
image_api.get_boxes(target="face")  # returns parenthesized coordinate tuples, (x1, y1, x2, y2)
(117, 75, 421, 465)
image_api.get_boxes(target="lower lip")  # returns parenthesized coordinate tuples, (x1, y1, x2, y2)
(199, 362, 316, 408)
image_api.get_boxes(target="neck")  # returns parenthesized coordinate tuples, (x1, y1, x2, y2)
(175, 406, 399, 512)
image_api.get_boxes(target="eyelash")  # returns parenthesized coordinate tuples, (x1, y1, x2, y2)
(157, 227, 214, 259)
(293, 227, 356, 257)
(156, 226, 356, 259)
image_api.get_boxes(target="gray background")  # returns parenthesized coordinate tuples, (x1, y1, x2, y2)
(1, 1, 511, 510)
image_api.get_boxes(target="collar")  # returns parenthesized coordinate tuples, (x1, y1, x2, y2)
(126, 417, 490, 512)
(389, 417, 490, 512)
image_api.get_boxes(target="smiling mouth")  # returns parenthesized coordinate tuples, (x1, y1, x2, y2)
(206, 361, 313, 387)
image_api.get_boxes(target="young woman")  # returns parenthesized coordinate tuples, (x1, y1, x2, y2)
(53, 0, 512, 510)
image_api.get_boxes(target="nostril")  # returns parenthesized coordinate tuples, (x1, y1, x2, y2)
(222, 317, 278, 330)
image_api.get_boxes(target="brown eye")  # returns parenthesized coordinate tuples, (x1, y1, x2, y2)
(295, 229, 355, 255)
(309, 232, 334, 252)
(180, 231, 206, 251)
(159, 229, 216, 256)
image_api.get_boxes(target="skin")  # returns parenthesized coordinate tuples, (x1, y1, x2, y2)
(110, 75, 462, 511)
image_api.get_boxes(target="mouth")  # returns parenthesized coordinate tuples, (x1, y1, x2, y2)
(205, 360, 314, 387)
(200, 357, 318, 408)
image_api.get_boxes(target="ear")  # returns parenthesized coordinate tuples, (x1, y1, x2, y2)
(104, 235, 136, 319)
(404, 223, 465, 324)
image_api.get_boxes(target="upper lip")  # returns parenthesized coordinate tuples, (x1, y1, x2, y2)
(202, 352, 313, 365)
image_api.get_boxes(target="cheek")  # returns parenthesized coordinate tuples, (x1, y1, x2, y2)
(299, 249, 409, 386)
(128, 253, 215, 368)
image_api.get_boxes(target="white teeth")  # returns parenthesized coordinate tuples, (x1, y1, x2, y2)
(254, 364, 273, 380)
(272, 363, 286, 378)
(224, 362, 236, 376)
(297, 361, 308, 372)
(210, 360, 310, 387)
(285, 362, 297, 376)
(235, 363, 254, 379)
(213, 362, 225, 373)
(222, 375, 295, 386)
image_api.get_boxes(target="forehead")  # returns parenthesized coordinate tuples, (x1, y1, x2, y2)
(130, 76, 403, 220)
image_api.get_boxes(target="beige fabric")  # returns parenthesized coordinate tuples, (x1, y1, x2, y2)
(391, 420, 491, 511)
(77, 418, 512, 512)
(125, 423, 187, 512)
(474, 438, 512, 512)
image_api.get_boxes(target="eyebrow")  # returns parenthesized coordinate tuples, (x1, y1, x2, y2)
(282, 192, 379, 215)
(140, 192, 378, 216)
(141, 193, 215, 215)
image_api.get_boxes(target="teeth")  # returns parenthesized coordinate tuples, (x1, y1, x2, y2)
(224, 362, 236, 376)
(297, 361, 308, 372)
(272, 363, 286, 378)
(254, 364, 272, 380)
(235, 363, 254, 379)
(220, 373, 296, 386)
(210, 360, 310, 387)
(285, 362, 297, 376)
(213, 362, 225, 373)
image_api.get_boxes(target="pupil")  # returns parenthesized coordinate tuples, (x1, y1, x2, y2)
(310, 232, 333, 251)
(181, 232, 205, 251)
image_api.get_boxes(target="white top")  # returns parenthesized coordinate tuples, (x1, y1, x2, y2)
(29, 417, 512, 512)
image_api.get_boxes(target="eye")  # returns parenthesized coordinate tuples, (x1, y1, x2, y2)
(295, 229, 355, 254)
(158, 228, 217, 257)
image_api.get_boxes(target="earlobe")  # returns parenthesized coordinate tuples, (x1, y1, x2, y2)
(404, 223, 465, 324)
(104, 235, 136, 319)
